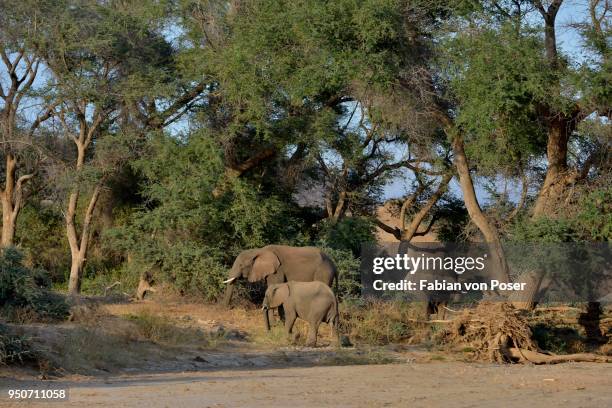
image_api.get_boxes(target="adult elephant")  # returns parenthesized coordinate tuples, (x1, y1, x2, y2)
(222, 245, 338, 330)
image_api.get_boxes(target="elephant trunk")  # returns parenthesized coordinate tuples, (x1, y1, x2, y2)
(263, 308, 271, 331)
(222, 265, 242, 307)
(223, 282, 235, 307)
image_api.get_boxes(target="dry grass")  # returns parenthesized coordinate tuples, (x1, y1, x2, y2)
(125, 310, 220, 347)
(340, 299, 430, 345)
(49, 326, 145, 373)
(14, 294, 610, 375)
(249, 311, 338, 347)
(24, 300, 242, 374)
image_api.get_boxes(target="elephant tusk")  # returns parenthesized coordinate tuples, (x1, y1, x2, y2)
(223, 277, 237, 284)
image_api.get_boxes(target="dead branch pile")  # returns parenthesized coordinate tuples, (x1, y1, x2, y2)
(437, 302, 610, 364)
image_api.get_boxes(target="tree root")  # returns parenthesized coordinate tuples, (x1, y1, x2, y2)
(436, 302, 610, 364)
(506, 348, 611, 364)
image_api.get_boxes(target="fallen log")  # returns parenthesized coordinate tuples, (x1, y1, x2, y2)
(507, 348, 611, 364)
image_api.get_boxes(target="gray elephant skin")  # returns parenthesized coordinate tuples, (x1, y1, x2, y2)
(222, 245, 338, 330)
(263, 281, 339, 347)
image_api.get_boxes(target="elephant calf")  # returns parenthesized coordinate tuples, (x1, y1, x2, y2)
(263, 281, 338, 347)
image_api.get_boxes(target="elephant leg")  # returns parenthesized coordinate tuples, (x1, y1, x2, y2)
(266, 308, 275, 330)
(284, 309, 297, 342)
(306, 321, 320, 347)
(278, 305, 285, 323)
(331, 318, 340, 345)
(263, 308, 271, 331)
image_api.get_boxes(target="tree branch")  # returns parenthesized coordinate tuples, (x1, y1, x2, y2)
(145, 80, 208, 129)
(375, 219, 402, 240)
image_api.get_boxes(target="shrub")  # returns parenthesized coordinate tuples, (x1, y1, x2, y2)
(80, 263, 140, 297)
(159, 243, 227, 301)
(15, 204, 70, 281)
(0, 324, 37, 365)
(0, 247, 69, 321)
(317, 217, 376, 257)
(320, 247, 361, 299)
(509, 187, 611, 242)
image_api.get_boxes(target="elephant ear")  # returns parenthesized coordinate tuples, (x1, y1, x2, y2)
(270, 284, 289, 308)
(248, 250, 280, 282)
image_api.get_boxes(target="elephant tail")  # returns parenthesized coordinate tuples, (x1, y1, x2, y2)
(327, 298, 340, 338)
(334, 272, 339, 296)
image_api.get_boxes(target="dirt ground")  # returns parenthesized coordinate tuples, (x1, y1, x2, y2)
(1, 297, 611, 407)
(2, 362, 612, 407)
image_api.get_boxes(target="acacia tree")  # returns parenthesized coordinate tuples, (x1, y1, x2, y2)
(0, 1, 56, 246)
(40, 0, 186, 294)
(427, 0, 610, 302)
(185, 0, 452, 223)
(530, 0, 610, 216)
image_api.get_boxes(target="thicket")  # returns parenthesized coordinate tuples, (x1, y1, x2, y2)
(0, 247, 69, 321)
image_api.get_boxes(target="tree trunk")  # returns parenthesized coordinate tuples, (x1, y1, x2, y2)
(0, 154, 31, 247)
(509, 270, 544, 310)
(452, 135, 510, 283)
(1, 212, 15, 247)
(68, 254, 86, 294)
(400, 182, 427, 231)
(66, 182, 101, 296)
(1, 154, 16, 247)
(331, 191, 347, 221)
(532, 119, 571, 217)
(532, 1, 576, 218)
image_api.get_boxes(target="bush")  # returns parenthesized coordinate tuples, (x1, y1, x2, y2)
(0, 247, 69, 321)
(0, 324, 37, 365)
(320, 247, 361, 299)
(509, 187, 612, 242)
(15, 204, 70, 281)
(574, 188, 611, 240)
(80, 263, 141, 297)
(317, 217, 376, 257)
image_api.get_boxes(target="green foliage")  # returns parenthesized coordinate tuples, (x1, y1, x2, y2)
(320, 247, 362, 299)
(158, 243, 226, 301)
(106, 131, 305, 300)
(317, 217, 376, 256)
(0, 0, 608, 310)
(0, 248, 69, 321)
(208, 0, 409, 128)
(574, 188, 612, 241)
(510, 217, 577, 243)
(531, 324, 584, 355)
(79, 264, 140, 297)
(15, 204, 70, 281)
(439, 21, 550, 172)
(510, 188, 612, 242)
(431, 196, 469, 242)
